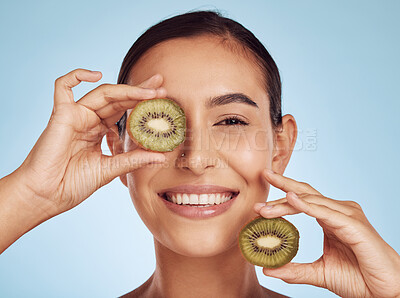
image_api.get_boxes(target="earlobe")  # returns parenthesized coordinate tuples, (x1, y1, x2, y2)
(106, 125, 128, 187)
(271, 114, 297, 174)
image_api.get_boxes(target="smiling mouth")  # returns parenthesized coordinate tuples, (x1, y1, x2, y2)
(159, 192, 239, 207)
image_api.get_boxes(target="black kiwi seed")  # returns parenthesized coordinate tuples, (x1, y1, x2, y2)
(126, 98, 186, 152)
(239, 217, 299, 268)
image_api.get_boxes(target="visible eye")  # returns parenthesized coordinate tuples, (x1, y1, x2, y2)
(214, 116, 249, 126)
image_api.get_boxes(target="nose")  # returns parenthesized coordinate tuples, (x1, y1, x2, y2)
(176, 126, 218, 176)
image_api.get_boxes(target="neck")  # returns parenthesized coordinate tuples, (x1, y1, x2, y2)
(143, 239, 265, 298)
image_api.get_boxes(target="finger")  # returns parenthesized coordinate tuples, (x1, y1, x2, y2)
(262, 194, 359, 216)
(96, 100, 147, 128)
(78, 73, 166, 112)
(258, 192, 356, 231)
(263, 169, 321, 195)
(263, 262, 325, 288)
(76, 83, 157, 111)
(99, 150, 166, 185)
(259, 202, 300, 218)
(260, 202, 355, 219)
(138, 73, 164, 89)
(254, 194, 308, 214)
(54, 68, 102, 105)
(254, 202, 268, 213)
(285, 192, 357, 230)
(286, 192, 372, 247)
(96, 86, 168, 128)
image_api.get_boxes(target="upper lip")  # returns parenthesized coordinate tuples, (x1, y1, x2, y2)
(157, 185, 240, 196)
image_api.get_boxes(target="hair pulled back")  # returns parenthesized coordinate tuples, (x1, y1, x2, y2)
(116, 10, 282, 138)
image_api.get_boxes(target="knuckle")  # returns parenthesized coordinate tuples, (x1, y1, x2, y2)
(112, 101, 125, 111)
(346, 200, 362, 210)
(98, 84, 113, 99)
(296, 180, 307, 189)
(301, 181, 312, 190)
(99, 83, 112, 91)
(283, 278, 297, 284)
(55, 68, 82, 86)
(279, 180, 287, 190)
(54, 76, 64, 87)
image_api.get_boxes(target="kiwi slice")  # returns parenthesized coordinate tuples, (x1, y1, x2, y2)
(126, 98, 186, 152)
(239, 217, 299, 268)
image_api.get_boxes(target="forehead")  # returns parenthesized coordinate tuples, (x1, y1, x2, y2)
(128, 35, 267, 109)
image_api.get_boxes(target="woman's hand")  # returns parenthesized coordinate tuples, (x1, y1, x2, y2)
(15, 68, 167, 218)
(254, 169, 400, 298)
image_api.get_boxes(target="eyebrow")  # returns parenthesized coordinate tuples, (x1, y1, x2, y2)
(206, 93, 258, 109)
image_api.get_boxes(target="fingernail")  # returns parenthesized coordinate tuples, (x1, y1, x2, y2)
(156, 87, 166, 93)
(265, 169, 275, 175)
(150, 74, 160, 80)
(254, 203, 266, 209)
(288, 192, 299, 199)
(264, 205, 274, 210)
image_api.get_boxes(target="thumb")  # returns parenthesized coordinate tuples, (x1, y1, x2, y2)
(138, 73, 163, 89)
(262, 262, 326, 288)
(100, 150, 166, 185)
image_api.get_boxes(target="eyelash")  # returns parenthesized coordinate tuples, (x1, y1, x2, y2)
(214, 116, 249, 126)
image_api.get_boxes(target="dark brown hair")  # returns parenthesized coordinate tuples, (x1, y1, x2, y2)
(116, 10, 282, 138)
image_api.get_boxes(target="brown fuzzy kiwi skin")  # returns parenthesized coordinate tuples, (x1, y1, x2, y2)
(238, 216, 300, 269)
(126, 98, 186, 152)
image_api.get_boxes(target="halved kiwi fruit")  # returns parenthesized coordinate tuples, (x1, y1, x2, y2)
(126, 98, 186, 152)
(239, 216, 299, 268)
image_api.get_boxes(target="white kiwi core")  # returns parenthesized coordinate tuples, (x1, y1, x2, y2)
(256, 236, 281, 249)
(147, 119, 170, 131)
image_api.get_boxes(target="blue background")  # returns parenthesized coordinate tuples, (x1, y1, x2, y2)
(0, 1, 399, 297)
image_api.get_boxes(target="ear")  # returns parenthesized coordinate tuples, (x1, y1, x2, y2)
(271, 114, 297, 175)
(106, 125, 128, 187)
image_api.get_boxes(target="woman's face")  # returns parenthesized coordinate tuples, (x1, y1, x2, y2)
(122, 35, 280, 257)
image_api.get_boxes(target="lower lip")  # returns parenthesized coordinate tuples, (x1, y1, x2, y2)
(160, 194, 238, 219)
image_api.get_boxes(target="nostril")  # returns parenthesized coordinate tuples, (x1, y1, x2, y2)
(175, 150, 219, 176)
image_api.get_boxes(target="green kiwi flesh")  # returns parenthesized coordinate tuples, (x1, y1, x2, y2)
(127, 98, 186, 152)
(239, 217, 299, 268)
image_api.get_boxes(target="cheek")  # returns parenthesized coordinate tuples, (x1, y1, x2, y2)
(126, 166, 162, 232)
(126, 170, 149, 216)
(212, 129, 273, 180)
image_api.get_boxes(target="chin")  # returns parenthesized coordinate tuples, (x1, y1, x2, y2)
(158, 220, 241, 258)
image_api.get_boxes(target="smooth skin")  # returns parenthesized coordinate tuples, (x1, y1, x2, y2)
(109, 35, 292, 298)
(0, 69, 167, 253)
(0, 34, 399, 298)
(108, 35, 400, 297)
(256, 170, 400, 297)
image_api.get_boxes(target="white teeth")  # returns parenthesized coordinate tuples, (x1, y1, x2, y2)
(222, 195, 231, 203)
(209, 194, 215, 204)
(189, 194, 199, 204)
(177, 193, 182, 205)
(182, 193, 189, 204)
(215, 193, 221, 204)
(199, 194, 208, 204)
(165, 192, 235, 206)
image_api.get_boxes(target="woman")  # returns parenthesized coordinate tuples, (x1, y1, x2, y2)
(0, 10, 399, 297)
